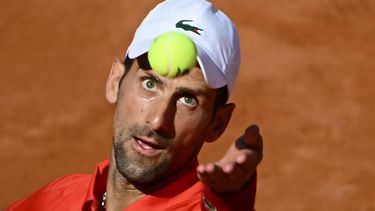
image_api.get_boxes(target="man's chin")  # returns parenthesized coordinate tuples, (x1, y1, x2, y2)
(115, 151, 167, 184)
(119, 161, 169, 190)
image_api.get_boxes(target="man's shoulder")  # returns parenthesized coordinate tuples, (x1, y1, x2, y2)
(38, 173, 93, 197)
(43, 173, 92, 190)
(7, 173, 92, 210)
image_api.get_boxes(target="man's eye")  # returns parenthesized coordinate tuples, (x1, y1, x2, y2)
(178, 96, 197, 107)
(141, 79, 157, 91)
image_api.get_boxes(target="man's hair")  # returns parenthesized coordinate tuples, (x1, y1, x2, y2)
(120, 56, 228, 112)
(213, 86, 228, 111)
(118, 55, 134, 86)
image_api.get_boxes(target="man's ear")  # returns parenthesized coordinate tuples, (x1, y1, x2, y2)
(106, 59, 125, 104)
(206, 103, 235, 143)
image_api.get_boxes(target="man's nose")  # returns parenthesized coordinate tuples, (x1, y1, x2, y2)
(145, 97, 176, 138)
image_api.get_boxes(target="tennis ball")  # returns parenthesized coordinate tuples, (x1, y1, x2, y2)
(148, 32, 197, 78)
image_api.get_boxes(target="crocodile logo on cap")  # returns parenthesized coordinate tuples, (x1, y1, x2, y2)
(176, 20, 203, 35)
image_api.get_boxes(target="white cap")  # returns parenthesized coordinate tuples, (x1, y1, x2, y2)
(127, 0, 241, 96)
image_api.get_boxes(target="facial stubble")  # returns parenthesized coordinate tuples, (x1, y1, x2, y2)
(112, 125, 170, 189)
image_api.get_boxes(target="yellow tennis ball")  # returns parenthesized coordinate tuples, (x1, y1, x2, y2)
(148, 32, 197, 78)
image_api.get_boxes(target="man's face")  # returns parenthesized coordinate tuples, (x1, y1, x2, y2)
(111, 54, 220, 188)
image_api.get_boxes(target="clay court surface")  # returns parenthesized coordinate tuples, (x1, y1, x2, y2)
(1, 0, 374, 210)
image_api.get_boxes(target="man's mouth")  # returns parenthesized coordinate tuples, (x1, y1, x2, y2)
(132, 136, 164, 157)
(136, 138, 162, 150)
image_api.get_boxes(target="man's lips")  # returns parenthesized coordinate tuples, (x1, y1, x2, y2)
(134, 136, 167, 149)
(135, 137, 162, 150)
(132, 136, 166, 157)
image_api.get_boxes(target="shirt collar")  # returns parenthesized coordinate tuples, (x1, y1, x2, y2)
(83, 159, 109, 210)
(82, 158, 199, 210)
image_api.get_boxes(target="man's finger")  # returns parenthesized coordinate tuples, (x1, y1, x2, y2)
(198, 163, 227, 177)
(222, 161, 236, 173)
(222, 161, 245, 181)
(244, 124, 260, 144)
(197, 164, 230, 192)
(238, 151, 261, 172)
(236, 124, 263, 152)
(197, 163, 216, 174)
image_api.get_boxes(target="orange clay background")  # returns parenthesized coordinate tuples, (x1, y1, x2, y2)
(1, 0, 374, 210)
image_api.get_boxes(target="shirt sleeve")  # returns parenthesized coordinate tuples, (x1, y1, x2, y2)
(200, 172, 257, 211)
(6, 174, 90, 211)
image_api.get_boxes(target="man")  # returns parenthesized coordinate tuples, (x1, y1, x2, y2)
(7, 0, 263, 210)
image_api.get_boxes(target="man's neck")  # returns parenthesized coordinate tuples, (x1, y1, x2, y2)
(105, 151, 199, 210)
(105, 156, 145, 211)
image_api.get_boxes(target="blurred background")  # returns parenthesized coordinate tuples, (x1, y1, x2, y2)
(1, 0, 374, 210)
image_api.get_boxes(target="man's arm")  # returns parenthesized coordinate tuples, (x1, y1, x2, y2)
(197, 125, 263, 193)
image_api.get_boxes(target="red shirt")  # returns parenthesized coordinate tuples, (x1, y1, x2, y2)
(7, 159, 256, 211)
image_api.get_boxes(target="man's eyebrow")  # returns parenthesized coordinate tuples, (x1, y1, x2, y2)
(142, 69, 164, 85)
(139, 68, 208, 97)
(175, 87, 208, 98)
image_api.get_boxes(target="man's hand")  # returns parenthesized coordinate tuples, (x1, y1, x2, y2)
(197, 125, 263, 193)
